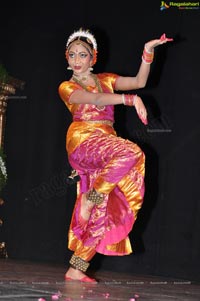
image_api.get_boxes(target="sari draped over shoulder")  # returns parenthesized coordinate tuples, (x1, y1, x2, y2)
(58, 73, 145, 261)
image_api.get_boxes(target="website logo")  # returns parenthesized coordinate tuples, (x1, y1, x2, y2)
(160, 2, 170, 10)
(160, 1, 200, 10)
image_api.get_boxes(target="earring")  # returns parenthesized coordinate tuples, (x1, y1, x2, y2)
(89, 67, 93, 71)
(67, 66, 72, 70)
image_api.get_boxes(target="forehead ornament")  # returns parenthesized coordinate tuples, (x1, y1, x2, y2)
(66, 29, 97, 51)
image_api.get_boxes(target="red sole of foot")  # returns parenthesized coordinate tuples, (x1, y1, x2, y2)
(65, 276, 97, 283)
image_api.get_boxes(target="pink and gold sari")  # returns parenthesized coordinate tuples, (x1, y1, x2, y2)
(58, 73, 145, 261)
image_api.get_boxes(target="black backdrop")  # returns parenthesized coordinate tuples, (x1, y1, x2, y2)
(0, 0, 200, 281)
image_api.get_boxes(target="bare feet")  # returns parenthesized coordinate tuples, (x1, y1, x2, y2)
(65, 266, 86, 280)
(65, 267, 97, 283)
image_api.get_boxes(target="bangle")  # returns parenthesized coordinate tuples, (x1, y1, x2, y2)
(121, 94, 125, 105)
(142, 57, 152, 64)
(142, 45, 154, 64)
(123, 94, 137, 106)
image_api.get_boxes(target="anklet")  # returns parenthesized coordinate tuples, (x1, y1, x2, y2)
(69, 254, 89, 272)
(87, 188, 104, 205)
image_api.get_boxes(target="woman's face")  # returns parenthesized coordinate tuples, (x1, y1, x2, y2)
(67, 43, 93, 75)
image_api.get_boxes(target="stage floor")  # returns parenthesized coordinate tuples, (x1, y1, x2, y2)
(0, 259, 200, 301)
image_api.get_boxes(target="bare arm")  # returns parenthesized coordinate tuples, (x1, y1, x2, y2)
(70, 90, 148, 125)
(115, 33, 173, 91)
(69, 33, 173, 104)
(68, 33, 173, 125)
(69, 89, 123, 106)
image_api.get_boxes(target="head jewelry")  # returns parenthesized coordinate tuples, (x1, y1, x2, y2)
(65, 28, 97, 65)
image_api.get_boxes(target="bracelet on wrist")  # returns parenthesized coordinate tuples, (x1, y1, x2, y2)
(122, 94, 137, 106)
(142, 45, 154, 64)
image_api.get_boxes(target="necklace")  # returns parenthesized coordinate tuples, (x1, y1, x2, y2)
(72, 73, 104, 110)
(72, 74, 89, 82)
(72, 73, 103, 93)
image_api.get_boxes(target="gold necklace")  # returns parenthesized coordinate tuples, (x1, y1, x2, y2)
(72, 73, 104, 110)
(72, 74, 88, 82)
(72, 73, 103, 93)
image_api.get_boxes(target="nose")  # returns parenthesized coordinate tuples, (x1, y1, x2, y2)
(74, 54, 80, 64)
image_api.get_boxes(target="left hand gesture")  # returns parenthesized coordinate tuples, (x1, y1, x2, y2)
(134, 96, 148, 125)
(145, 33, 173, 52)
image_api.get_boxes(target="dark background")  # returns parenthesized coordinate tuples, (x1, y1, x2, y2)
(0, 0, 199, 281)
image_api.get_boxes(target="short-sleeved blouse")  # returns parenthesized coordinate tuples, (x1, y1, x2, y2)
(58, 73, 119, 122)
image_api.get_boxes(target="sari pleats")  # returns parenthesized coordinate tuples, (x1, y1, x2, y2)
(67, 122, 145, 259)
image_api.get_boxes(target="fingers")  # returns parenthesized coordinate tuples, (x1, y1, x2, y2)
(139, 109, 147, 119)
(140, 116, 148, 125)
(137, 106, 148, 125)
(135, 97, 148, 125)
(139, 110, 148, 125)
(160, 33, 174, 42)
(146, 33, 173, 49)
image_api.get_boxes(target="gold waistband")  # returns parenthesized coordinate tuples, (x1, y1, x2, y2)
(79, 120, 113, 127)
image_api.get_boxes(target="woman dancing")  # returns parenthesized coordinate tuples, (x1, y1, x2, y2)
(58, 28, 173, 283)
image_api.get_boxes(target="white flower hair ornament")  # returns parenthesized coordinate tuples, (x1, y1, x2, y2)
(65, 28, 98, 65)
(66, 29, 97, 50)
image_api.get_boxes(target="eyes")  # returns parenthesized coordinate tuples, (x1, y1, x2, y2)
(69, 52, 89, 59)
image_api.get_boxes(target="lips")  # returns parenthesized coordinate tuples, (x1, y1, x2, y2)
(74, 66, 81, 70)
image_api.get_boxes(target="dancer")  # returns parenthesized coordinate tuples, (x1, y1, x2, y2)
(58, 28, 173, 283)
